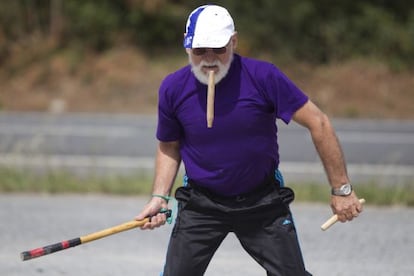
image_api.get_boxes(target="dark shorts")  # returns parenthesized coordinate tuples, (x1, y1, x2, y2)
(162, 181, 312, 276)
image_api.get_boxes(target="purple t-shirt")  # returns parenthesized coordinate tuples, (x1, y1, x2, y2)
(157, 54, 308, 196)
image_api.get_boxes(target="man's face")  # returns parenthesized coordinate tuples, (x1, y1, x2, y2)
(187, 34, 238, 85)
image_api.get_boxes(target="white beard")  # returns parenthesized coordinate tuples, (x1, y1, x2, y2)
(189, 51, 233, 85)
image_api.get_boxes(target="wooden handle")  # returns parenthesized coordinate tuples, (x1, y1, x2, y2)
(80, 218, 149, 243)
(207, 70, 215, 128)
(321, 198, 365, 231)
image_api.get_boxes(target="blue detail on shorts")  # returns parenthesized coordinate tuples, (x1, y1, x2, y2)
(282, 219, 292, 225)
(183, 174, 189, 187)
(275, 169, 285, 187)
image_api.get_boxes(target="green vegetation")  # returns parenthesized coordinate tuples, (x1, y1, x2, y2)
(290, 182, 414, 207)
(1, 1, 413, 69)
(0, 168, 412, 206)
(0, 168, 153, 195)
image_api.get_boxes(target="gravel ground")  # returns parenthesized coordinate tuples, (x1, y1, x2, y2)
(1, 194, 413, 276)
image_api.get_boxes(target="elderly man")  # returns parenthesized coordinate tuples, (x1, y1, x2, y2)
(136, 4, 363, 276)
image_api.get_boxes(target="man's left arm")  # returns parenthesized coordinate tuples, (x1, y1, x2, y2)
(292, 100, 363, 222)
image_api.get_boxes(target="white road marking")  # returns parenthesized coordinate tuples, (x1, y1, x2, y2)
(1, 125, 413, 145)
(0, 154, 154, 169)
(280, 161, 414, 177)
(0, 125, 140, 137)
(0, 154, 412, 178)
(337, 131, 414, 144)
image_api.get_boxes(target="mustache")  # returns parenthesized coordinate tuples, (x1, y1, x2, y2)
(199, 60, 219, 67)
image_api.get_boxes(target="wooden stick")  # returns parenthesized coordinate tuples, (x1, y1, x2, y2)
(321, 198, 365, 231)
(20, 210, 171, 261)
(20, 219, 148, 261)
(207, 70, 215, 128)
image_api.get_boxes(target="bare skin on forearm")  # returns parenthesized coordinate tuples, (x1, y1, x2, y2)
(135, 141, 181, 229)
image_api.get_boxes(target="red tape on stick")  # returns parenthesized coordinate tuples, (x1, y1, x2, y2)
(21, 238, 81, 261)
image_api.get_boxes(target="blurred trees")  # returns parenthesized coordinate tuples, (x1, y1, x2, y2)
(0, 0, 413, 68)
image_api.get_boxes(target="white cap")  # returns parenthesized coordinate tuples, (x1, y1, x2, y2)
(183, 5, 235, 49)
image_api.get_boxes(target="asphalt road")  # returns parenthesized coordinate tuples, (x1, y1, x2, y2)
(0, 112, 413, 184)
(2, 194, 413, 276)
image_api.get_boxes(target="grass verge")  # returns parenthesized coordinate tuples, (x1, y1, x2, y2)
(290, 182, 414, 207)
(0, 168, 153, 195)
(0, 168, 413, 206)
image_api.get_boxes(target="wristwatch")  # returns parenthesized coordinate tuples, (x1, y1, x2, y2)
(331, 183, 353, 196)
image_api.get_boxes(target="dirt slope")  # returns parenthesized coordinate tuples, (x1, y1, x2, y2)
(1, 46, 413, 119)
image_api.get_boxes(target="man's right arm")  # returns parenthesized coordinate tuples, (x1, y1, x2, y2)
(135, 140, 181, 229)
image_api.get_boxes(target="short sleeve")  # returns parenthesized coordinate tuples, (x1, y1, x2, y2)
(156, 76, 183, 142)
(263, 65, 308, 124)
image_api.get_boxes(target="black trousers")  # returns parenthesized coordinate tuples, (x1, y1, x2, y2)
(162, 182, 312, 276)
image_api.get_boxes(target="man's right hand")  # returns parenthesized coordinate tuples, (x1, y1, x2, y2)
(135, 197, 169, 230)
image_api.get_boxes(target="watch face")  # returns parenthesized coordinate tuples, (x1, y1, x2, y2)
(332, 184, 352, 196)
(341, 184, 352, 195)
